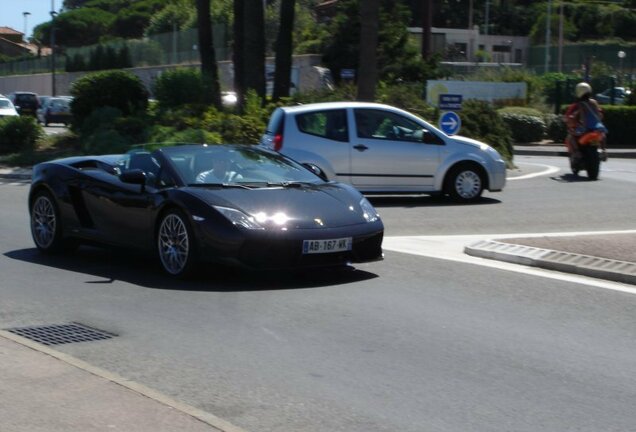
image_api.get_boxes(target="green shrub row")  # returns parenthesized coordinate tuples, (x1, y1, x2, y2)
(499, 112, 546, 144)
(601, 106, 636, 148)
(0, 116, 43, 155)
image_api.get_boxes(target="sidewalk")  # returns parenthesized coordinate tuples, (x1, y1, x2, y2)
(0, 329, 246, 432)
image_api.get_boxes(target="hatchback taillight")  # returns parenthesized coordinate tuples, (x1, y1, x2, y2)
(274, 133, 283, 151)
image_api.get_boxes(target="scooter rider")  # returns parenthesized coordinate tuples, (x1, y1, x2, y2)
(564, 82, 608, 162)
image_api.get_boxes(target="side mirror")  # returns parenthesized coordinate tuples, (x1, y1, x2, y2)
(421, 129, 444, 145)
(120, 169, 146, 185)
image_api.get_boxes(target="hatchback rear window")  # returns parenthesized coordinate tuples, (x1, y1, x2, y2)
(295, 109, 348, 142)
(266, 108, 285, 134)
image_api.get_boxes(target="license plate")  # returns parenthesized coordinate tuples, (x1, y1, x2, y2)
(302, 237, 352, 254)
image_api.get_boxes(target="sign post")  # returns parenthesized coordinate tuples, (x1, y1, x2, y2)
(438, 94, 463, 135)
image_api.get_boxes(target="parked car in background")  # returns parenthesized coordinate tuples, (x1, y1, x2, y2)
(595, 87, 631, 104)
(36, 95, 51, 122)
(7, 91, 39, 117)
(260, 102, 506, 202)
(0, 96, 19, 119)
(37, 97, 72, 126)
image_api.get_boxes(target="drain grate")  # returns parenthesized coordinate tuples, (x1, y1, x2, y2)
(5, 323, 116, 346)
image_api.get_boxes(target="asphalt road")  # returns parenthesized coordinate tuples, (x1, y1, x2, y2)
(1, 156, 636, 432)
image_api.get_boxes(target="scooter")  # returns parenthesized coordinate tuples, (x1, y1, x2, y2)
(567, 130, 606, 180)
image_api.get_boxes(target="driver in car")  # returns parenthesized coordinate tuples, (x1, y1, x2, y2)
(195, 154, 242, 183)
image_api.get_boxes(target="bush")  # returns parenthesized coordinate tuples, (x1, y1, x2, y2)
(460, 100, 514, 166)
(153, 68, 205, 108)
(148, 126, 221, 145)
(0, 116, 43, 155)
(70, 70, 149, 129)
(602, 106, 636, 147)
(78, 107, 146, 154)
(201, 110, 266, 144)
(376, 83, 436, 121)
(497, 106, 544, 118)
(499, 112, 546, 143)
(544, 113, 567, 143)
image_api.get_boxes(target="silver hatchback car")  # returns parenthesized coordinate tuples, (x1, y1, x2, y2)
(260, 102, 506, 202)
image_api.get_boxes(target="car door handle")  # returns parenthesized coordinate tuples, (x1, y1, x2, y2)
(353, 144, 368, 151)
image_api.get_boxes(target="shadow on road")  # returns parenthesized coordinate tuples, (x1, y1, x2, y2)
(5, 246, 378, 292)
(368, 195, 501, 208)
(551, 174, 594, 183)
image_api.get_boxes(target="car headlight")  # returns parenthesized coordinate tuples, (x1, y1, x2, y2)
(359, 197, 380, 223)
(214, 206, 264, 230)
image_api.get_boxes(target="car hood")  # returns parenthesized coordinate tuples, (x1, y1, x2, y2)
(185, 183, 370, 229)
(450, 135, 489, 150)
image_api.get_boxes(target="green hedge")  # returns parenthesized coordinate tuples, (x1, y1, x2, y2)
(460, 100, 514, 166)
(544, 113, 567, 143)
(0, 116, 43, 155)
(153, 68, 204, 108)
(499, 112, 546, 143)
(70, 70, 149, 129)
(602, 106, 636, 147)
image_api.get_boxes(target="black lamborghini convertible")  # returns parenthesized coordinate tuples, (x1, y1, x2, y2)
(29, 144, 384, 276)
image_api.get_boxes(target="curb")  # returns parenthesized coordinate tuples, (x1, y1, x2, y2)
(464, 240, 636, 285)
(0, 172, 31, 181)
(514, 146, 636, 159)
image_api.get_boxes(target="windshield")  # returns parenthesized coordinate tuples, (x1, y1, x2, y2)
(158, 144, 323, 186)
(0, 99, 12, 108)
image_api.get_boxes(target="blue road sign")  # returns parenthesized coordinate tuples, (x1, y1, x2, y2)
(340, 69, 355, 80)
(439, 111, 461, 135)
(438, 94, 463, 111)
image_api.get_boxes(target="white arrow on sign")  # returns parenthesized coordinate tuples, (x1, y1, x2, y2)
(442, 117, 457, 129)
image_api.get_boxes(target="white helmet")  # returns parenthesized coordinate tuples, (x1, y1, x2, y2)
(575, 82, 592, 98)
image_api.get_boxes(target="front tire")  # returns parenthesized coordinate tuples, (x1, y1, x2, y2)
(445, 164, 484, 203)
(30, 191, 77, 253)
(157, 210, 197, 277)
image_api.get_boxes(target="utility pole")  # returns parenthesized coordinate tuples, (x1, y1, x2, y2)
(421, 0, 432, 59)
(545, 0, 552, 73)
(50, 0, 56, 96)
(558, 1, 564, 73)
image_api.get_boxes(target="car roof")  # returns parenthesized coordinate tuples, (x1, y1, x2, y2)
(278, 101, 405, 114)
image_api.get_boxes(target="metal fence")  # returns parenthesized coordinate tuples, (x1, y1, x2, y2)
(0, 26, 229, 77)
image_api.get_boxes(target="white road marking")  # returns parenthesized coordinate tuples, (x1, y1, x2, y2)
(383, 230, 636, 295)
(507, 163, 560, 180)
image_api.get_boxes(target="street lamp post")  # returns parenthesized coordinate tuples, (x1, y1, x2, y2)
(50, 11, 57, 96)
(618, 50, 626, 86)
(22, 12, 31, 40)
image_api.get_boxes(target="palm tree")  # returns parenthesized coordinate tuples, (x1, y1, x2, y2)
(243, 0, 266, 102)
(196, 0, 221, 108)
(356, 0, 380, 101)
(233, 0, 266, 108)
(233, 0, 245, 110)
(272, 0, 296, 101)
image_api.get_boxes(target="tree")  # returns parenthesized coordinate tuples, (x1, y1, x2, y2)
(357, 0, 380, 101)
(243, 0, 266, 102)
(233, 0, 266, 108)
(272, 0, 296, 101)
(233, 0, 245, 110)
(195, 0, 222, 108)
